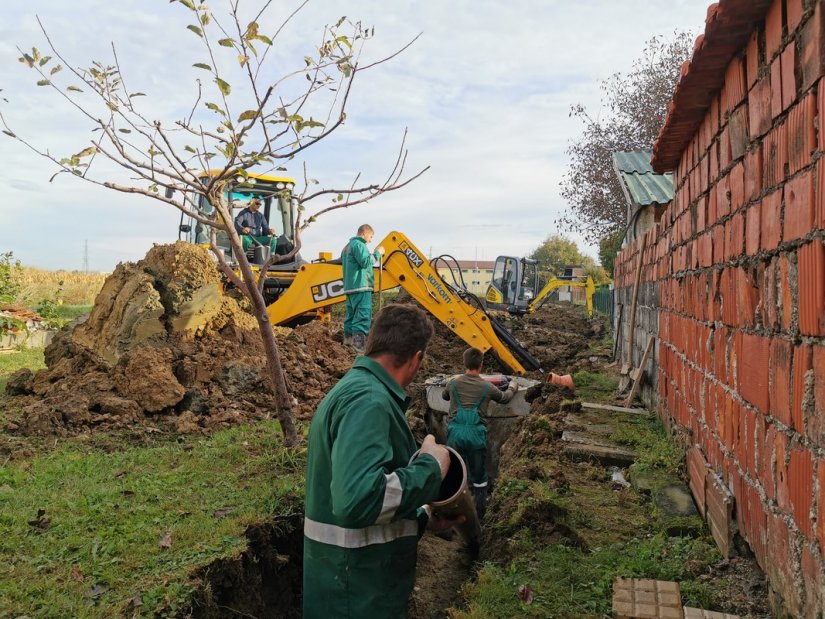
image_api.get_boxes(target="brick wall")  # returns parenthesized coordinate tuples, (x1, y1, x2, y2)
(615, 1, 825, 616)
(614, 234, 660, 409)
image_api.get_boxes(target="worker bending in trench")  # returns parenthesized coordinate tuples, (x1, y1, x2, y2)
(442, 347, 519, 518)
(303, 304, 461, 619)
(341, 223, 385, 354)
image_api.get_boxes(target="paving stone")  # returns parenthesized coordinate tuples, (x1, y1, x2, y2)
(683, 607, 741, 619)
(613, 578, 684, 619)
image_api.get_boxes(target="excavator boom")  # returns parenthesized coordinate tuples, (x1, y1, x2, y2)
(266, 231, 540, 375)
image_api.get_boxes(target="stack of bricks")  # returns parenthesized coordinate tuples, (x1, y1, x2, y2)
(613, 0, 825, 616)
(612, 578, 683, 619)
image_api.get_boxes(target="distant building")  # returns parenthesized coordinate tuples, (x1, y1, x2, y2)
(435, 260, 496, 296)
(556, 265, 587, 304)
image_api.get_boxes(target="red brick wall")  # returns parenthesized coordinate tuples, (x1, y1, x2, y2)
(615, 1, 825, 615)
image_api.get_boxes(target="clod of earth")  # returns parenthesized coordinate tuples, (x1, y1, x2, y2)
(2, 242, 352, 436)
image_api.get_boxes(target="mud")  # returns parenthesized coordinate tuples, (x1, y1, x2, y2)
(2, 242, 353, 438)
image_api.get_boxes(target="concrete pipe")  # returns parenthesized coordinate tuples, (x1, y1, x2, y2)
(411, 446, 481, 549)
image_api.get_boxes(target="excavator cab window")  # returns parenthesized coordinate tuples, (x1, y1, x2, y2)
(518, 260, 537, 301)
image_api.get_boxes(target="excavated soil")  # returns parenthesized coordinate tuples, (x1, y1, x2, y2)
(1, 242, 352, 441)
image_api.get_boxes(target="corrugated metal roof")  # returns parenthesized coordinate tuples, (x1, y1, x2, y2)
(651, 0, 773, 172)
(613, 151, 674, 206)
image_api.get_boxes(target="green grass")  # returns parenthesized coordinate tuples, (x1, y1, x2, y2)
(52, 304, 93, 323)
(453, 534, 721, 619)
(572, 370, 618, 402)
(611, 416, 685, 478)
(0, 421, 305, 617)
(0, 346, 46, 393)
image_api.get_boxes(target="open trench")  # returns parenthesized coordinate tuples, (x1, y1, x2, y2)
(186, 304, 600, 618)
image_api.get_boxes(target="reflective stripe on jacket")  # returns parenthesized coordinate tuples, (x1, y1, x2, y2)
(303, 356, 442, 619)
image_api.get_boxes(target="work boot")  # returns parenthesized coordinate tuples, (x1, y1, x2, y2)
(351, 332, 366, 355)
(473, 485, 488, 520)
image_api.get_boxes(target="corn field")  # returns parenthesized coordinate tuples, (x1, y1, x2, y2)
(15, 267, 108, 306)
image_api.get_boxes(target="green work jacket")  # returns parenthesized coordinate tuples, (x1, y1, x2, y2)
(303, 356, 442, 619)
(341, 236, 380, 294)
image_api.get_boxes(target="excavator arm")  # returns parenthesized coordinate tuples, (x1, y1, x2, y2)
(266, 231, 541, 375)
(528, 275, 595, 316)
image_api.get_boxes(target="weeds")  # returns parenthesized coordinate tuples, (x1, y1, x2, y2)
(452, 534, 721, 618)
(0, 346, 45, 392)
(572, 370, 618, 402)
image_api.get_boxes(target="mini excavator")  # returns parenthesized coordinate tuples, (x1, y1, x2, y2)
(482, 256, 595, 317)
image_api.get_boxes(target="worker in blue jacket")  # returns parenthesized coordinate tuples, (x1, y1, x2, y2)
(341, 223, 385, 353)
(304, 304, 456, 618)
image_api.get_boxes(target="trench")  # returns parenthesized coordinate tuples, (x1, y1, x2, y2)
(189, 516, 303, 619)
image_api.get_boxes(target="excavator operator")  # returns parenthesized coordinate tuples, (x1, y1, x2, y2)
(341, 223, 385, 353)
(234, 197, 278, 255)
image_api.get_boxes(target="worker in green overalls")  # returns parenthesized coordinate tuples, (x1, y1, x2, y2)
(304, 304, 459, 619)
(341, 223, 385, 354)
(442, 347, 519, 518)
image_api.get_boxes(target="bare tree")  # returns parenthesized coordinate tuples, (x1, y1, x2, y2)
(558, 32, 694, 244)
(1, 0, 428, 446)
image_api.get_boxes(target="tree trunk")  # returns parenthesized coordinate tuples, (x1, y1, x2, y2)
(217, 200, 299, 447)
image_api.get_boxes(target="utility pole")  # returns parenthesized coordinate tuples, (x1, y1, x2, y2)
(83, 240, 89, 273)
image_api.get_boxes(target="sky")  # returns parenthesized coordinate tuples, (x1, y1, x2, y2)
(0, 0, 711, 272)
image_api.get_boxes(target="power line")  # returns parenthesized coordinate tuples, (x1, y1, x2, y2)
(83, 240, 89, 272)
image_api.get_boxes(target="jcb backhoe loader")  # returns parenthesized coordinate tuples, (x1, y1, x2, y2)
(178, 173, 541, 375)
(483, 255, 595, 317)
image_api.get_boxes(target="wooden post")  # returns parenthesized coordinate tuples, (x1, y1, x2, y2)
(621, 236, 647, 376)
(624, 335, 655, 407)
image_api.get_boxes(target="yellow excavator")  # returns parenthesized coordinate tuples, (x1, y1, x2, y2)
(483, 255, 595, 317)
(177, 172, 542, 375)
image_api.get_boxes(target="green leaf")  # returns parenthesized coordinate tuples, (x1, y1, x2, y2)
(38, 55, 52, 66)
(184, 145, 196, 153)
(118, 128, 132, 134)
(50, 64, 63, 75)
(179, 0, 196, 9)
(237, 110, 259, 122)
(19, 54, 35, 68)
(2, 130, 16, 138)
(205, 102, 226, 116)
(335, 16, 347, 28)
(36, 80, 51, 87)
(187, 24, 203, 37)
(66, 86, 83, 93)
(304, 56, 313, 67)
(129, 92, 147, 97)
(200, 12, 210, 26)
(193, 63, 212, 71)
(218, 38, 235, 47)
(31, 47, 41, 61)
(215, 78, 231, 96)
(237, 55, 248, 67)
(74, 146, 97, 158)
(255, 34, 272, 45)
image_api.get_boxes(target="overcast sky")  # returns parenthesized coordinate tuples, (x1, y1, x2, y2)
(0, 1, 710, 272)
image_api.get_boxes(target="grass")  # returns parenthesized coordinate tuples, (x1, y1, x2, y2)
(0, 346, 46, 393)
(452, 534, 721, 619)
(0, 421, 305, 617)
(572, 370, 618, 402)
(611, 416, 685, 478)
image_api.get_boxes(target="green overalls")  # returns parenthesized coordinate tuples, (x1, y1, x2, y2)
(303, 357, 442, 618)
(446, 382, 491, 487)
(341, 236, 380, 338)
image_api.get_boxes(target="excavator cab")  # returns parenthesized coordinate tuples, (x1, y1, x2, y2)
(177, 171, 300, 267)
(484, 256, 538, 314)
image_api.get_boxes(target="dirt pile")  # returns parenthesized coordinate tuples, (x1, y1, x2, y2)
(3, 242, 352, 436)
